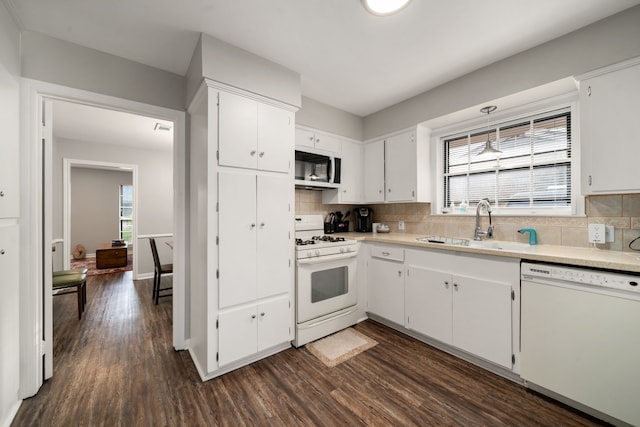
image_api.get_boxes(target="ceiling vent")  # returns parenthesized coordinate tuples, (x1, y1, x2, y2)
(154, 122, 172, 132)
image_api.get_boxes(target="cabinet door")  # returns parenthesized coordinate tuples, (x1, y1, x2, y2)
(364, 140, 385, 202)
(218, 171, 257, 308)
(367, 257, 404, 324)
(218, 91, 258, 169)
(385, 132, 416, 202)
(256, 174, 292, 299)
(339, 140, 363, 204)
(581, 64, 640, 193)
(257, 296, 291, 352)
(295, 128, 315, 149)
(218, 305, 257, 366)
(257, 103, 293, 173)
(0, 73, 19, 218)
(314, 133, 341, 154)
(405, 266, 452, 344)
(452, 275, 512, 368)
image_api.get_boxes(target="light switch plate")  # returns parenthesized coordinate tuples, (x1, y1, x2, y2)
(588, 223, 606, 244)
(398, 220, 405, 231)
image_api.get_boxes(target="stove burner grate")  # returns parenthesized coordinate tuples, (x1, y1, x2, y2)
(312, 235, 346, 243)
(295, 238, 316, 246)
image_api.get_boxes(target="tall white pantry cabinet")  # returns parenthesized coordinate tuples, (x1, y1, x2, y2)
(188, 82, 296, 380)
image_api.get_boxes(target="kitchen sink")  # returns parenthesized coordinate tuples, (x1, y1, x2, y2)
(467, 240, 531, 251)
(417, 236, 531, 251)
(416, 236, 470, 246)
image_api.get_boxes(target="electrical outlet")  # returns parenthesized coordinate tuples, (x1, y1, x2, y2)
(398, 220, 405, 231)
(605, 225, 615, 243)
(588, 223, 606, 244)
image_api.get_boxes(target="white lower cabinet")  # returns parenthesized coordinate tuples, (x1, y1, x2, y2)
(218, 296, 290, 367)
(405, 265, 512, 368)
(368, 257, 405, 325)
(405, 266, 452, 343)
(368, 245, 519, 371)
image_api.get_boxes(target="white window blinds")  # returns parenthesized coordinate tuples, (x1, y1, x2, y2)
(443, 108, 571, 210)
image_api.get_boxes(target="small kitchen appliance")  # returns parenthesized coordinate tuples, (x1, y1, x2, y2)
(355, 207, 374, 232)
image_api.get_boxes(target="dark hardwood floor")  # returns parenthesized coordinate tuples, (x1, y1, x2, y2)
(13, 272, 607, 426)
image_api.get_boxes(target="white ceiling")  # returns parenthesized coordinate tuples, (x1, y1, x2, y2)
(6, 0, 640, 117)
(52, 100, 173, 151)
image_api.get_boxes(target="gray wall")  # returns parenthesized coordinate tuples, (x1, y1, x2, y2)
(21, 31, 186, 111)
(186, 33, 302, 108)
(70, 168, 132, 255)
(363, 5, 640, 139)
(54, 138, 173, 277)
(296, 96, 364, 141)
(0, 1, 20, 425)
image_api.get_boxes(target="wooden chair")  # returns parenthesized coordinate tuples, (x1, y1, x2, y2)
(149, 238, 173, 305)
(52, 269, 88, 319)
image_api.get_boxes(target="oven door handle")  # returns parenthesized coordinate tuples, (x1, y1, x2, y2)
(297, 252, 357, 265)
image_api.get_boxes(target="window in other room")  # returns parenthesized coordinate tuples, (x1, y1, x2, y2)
(119, 184, 133, 244)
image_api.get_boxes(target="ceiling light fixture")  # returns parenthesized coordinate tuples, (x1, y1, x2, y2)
(362, 0, 411, 16)
(477, 106, 502, 157)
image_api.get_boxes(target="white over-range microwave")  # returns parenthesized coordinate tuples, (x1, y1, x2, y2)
(294, 149, 341, 189)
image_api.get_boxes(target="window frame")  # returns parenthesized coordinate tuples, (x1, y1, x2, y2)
(119, 184, 134, 244)
(432, 95, 583, 217)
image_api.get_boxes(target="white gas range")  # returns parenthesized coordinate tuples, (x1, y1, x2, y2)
(293, 215, 359, 347)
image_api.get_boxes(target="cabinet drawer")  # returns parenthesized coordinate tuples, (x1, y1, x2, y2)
(370, 246, 404, 262)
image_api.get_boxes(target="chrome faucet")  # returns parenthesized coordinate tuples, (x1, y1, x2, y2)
(474, 198, 494, 241)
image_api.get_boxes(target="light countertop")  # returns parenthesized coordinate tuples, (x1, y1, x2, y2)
(339, 232, 640, 274)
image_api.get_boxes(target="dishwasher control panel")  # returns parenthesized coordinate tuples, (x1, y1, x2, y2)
(521, 262, 640, 294)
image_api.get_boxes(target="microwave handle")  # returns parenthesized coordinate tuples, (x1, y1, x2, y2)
(329, 156, 335, 184)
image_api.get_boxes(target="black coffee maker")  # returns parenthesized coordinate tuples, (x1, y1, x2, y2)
(355, 207, 374, 232)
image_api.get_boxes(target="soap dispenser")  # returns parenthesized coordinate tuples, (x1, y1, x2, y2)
(518, 228, 538, 245)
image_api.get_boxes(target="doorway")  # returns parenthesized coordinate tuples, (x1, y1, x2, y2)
(20, 80, 187, 398)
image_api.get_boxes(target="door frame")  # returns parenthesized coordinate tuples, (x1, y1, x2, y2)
(62, 159, 138, 275)
(19, 78, 188, 398)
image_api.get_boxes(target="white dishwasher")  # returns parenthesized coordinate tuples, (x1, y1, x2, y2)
(520, 262, 640, 426)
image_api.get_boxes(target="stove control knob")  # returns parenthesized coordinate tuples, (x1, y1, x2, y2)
(307, 250, 313, 257)
(345, 247, 353, 252)
(315, 249, 321, 257)
(340, 247, 345, 253)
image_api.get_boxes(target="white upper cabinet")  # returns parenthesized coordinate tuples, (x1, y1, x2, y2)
(579, 59, 640, 194)
(385, 132, 418, 202)
(295, 128, 341, 154)
(219, 91, 293, 173)
(0, 74, 19, 219)
(363, 139, 385, 202)
(322, 139, 364, 204)
(363, 126, 431, 203)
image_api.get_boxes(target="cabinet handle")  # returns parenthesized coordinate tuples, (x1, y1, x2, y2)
(309, 136, 314, 141)
(0, 191, 4, 197)
(587, 85, 591, 97)
(260, 222, 265, 228)
(259, 152, 265, 157)
(250, 150, 257, 156)
(388, 188, 391, 193)
(251, 314, 257, 319)
(382, 251, 390, 256)
(250, 223, 256, 229)
(398, 270, 402, 277)
(378, 189, 382, 194)
(316, 138, 320, 143)
(0, 249, 5, 255)
(260, 312, 265, 318)
(453, 283, 459, 291)
(343, 189, 347, 193)
(445, 281, 449, 289)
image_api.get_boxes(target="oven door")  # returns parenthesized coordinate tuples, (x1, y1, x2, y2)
(296, 252, 357, 324)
